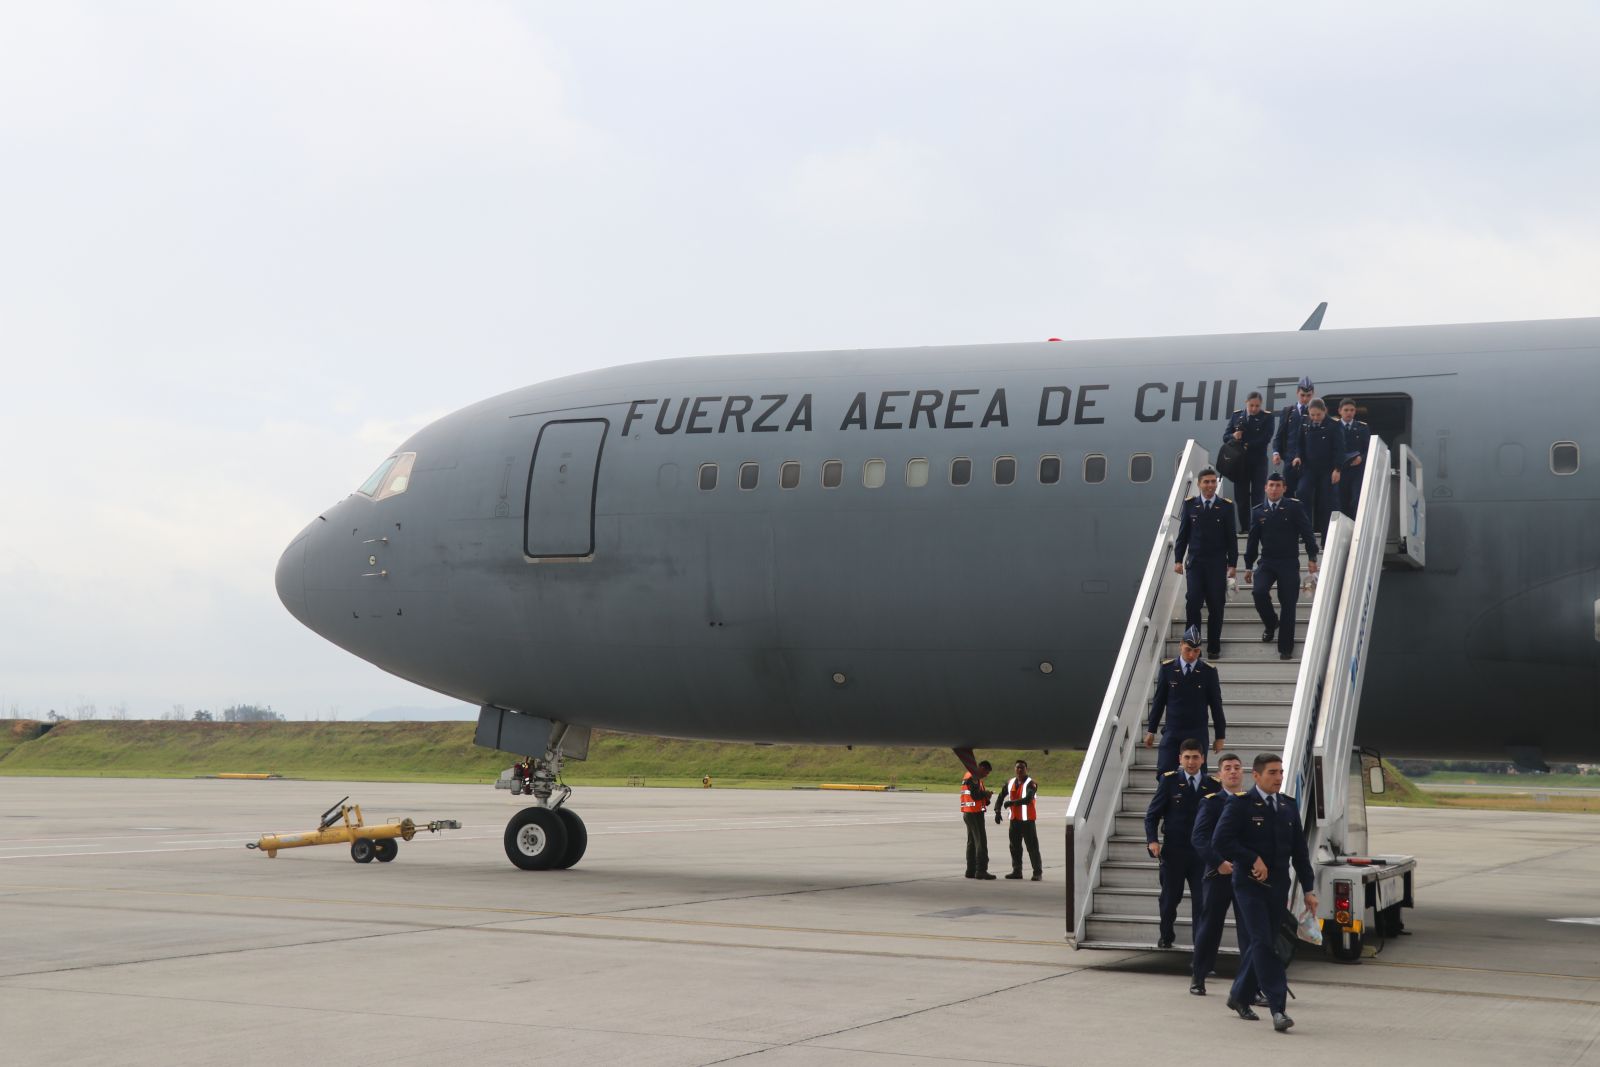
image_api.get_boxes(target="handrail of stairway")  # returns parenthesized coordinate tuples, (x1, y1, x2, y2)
(1281, 436, 1392, 854)
(1309, 436, 1394, 857)
(1064, 439, 1209, 941)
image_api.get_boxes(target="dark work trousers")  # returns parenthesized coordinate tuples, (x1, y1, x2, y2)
(1280, 458, 1300, 498)
(963, 812, 989, 875)
(1296, 466, 1339, 538)
(1191, 871, 1252, 982)
(1230, 877, 1292, 1014)
(1339, 465, 1364, 519)
(1008, 820, 1042, 874)
(1158, 846, 1204, 944)
(1156, 728, 1211, 780)
(1184, 560, 1228, 652)
(1232, 460, 1268, 531)
(1251, 558, 1301, 655)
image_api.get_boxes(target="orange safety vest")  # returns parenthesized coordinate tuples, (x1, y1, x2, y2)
(1005, 776, 1037, 822)
(960, 772, 986, 814)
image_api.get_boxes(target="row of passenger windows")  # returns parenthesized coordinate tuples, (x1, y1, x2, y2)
(696, 442, 1584, 491)
(697, 453, 1159, 492)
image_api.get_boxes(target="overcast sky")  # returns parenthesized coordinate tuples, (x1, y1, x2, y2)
(2, 3, 1597, 719)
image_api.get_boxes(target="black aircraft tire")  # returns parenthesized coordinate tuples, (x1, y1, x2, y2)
(504, 807, 568, 871)
(553, 809, 588, 870)
(373, 838, 399, 863)
(351, 838, 375, 863)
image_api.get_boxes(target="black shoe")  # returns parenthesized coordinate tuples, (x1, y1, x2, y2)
(964, 871, 975, 879)
(1005, 871, 1023, 880)
(1190, 979, 1206, 996)
(1207, 646, 1221, 660)
(1261, 627, 1275, 643)
(1157, 936, 1174, 949)
(1272, 1011, 1294, 1032)
(1253, 993, 1270, 1007)
(1279, 651, 1293, 660)
(976, 872, 996, 880)
(1226, 998, 1259, 1021)
(1031, 871, 1042, 881)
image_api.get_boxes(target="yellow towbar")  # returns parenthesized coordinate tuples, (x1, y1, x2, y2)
(246, 796, 461, 863)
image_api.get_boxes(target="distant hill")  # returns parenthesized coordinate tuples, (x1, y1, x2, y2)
(360, 705, 477, 722)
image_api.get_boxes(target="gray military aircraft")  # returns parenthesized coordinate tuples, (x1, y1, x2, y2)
(276, 314, 1598, 869)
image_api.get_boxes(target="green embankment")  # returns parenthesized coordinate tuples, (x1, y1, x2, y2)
(0, 720, 1083, 791)
(0, 722, 1580, 813)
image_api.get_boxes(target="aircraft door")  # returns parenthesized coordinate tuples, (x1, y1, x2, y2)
(1393, 443, 1426, 567)
(524, 419, 609, 558)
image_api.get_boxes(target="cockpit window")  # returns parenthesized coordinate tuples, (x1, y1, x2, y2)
(358, 453, 417, 500)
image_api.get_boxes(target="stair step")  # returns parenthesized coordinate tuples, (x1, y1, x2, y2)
(1080, 913, 1246, 951)
(1093, 886, 1240, 923)
(1097, 861, 1164, 888)
(1133, 743, 1282, 771)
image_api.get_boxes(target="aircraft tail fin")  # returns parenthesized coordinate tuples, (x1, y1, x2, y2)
(1300, 302, 1328, 331)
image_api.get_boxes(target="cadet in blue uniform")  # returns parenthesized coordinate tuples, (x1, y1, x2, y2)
(1335, 397, 1372, 519)
(1223, 392, 1274, 531)
(1213, 753, 1318, 1032)
(1243, 474, 1320, 660)
(1189, 751, 1249, 996)
(1286, 398, 1353, 538)
(1143, 629, 1227, 778)
(1173, 467, 1237, 659)
(1145, 739, 1220, 949)
(1271, 377, 1315, 496)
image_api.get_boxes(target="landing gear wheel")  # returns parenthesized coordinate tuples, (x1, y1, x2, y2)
(553, 808, 588, 870)
(1325, 926, 1363, 962)
(504, 807, 568, 871)
(373, 838, 399, 863)
(350, 838, 375, 863)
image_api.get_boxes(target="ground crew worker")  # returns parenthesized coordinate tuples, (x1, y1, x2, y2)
(1213, 753, 1318, 1033)
(1144, 629, 1227, 778)
(996, 759, 1042, 880)
(961, 760, 997, 880)
(1272, 377, 1316, 496)
(1336, 398, 1372, 519)
(1145, 739, 1220, 949)
(1223, 392, 1274, 532)
(1287, 398, 1351, 538)
(1174, 467, 1237, 660)
(1243, 473, 1320, 661)
(1189, 751, 1249, 996)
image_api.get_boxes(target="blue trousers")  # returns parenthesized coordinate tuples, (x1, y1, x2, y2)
(1184, 559, 1228, 652)
(1158, 846, 1203, 944)
(1339, 465, 1364, 518)
(1232, 459, 1268, 530)
(1295, 465, 1339, 537)
(1191, 870, 1252, 982)
(1251, 557, 1300, 656)
(1230, 877, 1291, 1013)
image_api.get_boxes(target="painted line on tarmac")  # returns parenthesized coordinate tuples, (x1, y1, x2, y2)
(0, 880, 1075, 950)
(0, 813, 956, 860)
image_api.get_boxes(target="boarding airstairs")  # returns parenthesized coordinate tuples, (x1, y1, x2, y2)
(1065, 436, 1423, 950)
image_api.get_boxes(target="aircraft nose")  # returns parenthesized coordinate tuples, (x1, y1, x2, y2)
(275, 531, 309, 624)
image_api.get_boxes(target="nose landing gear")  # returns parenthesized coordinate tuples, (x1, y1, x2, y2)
(499, 744, 587, 871)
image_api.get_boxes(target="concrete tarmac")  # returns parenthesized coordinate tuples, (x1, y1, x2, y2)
(2, 778, 1598, 1066)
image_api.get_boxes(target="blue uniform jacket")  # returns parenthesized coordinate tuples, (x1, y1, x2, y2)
(1145, 770, 1221, 849)
(1223, 409, 1274, 460)
(1191, 788, 1238, 875)
(1173, 495, 1239, 566)
(1213, 788, 1315, 893)
(1147, 658, 1226, 738)
(1244, 498, 1320, 568)
(1272, 402, 1309, 461)
(1288, 417, 1355, 473)
(1338, 419, 1372, 466)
